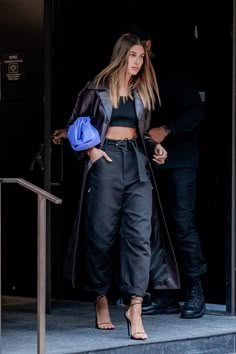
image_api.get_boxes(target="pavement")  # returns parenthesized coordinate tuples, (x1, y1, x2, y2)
(1, 298, 236, 354)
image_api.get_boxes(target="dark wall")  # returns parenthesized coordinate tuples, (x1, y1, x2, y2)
(0, 0, 44, 178)
(190, 4, 233, 304)
(0, 0, 44, 296)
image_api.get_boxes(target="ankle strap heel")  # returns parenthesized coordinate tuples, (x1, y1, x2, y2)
(124, 296, 147, 340)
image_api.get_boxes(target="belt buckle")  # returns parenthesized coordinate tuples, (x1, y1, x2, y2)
(115, 139, 128, 151)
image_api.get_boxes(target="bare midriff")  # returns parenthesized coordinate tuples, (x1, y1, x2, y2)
(106, 127, 138, 140)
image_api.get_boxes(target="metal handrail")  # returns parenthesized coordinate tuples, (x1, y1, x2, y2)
(0, 178, 62, 354)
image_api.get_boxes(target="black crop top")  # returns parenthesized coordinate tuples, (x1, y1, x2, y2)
(110, 97, 138, 128)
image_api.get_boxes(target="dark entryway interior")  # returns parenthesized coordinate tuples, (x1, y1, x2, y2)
(0, 0, 233, 306)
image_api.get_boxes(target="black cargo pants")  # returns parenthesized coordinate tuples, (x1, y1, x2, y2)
(83, 138, 153, 297)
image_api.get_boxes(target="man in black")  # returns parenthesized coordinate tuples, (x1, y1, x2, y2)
(141, 26, 207, 318)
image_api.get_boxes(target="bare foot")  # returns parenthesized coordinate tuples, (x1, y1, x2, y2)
(95, 296, 115, 330)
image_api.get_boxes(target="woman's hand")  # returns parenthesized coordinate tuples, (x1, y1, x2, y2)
(153, 143, 167, 165)
(86, 147, 112, 163)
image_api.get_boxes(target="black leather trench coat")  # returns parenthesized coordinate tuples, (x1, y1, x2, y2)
(64, 81, 180, 291)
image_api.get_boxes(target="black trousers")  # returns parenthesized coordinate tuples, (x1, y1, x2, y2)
(154, 167, 207, 283)
(83, 139, 153, 297)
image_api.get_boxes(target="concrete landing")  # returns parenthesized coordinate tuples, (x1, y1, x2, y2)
(2, 299, 236, 354)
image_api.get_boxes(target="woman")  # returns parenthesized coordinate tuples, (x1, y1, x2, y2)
(64, 33, 179, 340)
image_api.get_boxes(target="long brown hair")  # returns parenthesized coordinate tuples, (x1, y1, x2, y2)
(94, 33, 160, 110)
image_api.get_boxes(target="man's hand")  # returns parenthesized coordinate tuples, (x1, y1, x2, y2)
(52, 128, 67, 145)
(153, 143, 167, 164)
(149, 126, 169, 143)
(86, 147, 112, 163)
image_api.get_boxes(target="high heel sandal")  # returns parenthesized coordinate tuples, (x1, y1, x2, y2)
(95, 295, 115, 330)
(124, 297, 148, 340)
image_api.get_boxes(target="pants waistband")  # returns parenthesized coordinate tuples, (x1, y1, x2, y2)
(103, 138, 139, 151)
(103, 138, 148, 182)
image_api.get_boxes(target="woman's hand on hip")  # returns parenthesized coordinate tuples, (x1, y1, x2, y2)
(86, 147, 112, 163)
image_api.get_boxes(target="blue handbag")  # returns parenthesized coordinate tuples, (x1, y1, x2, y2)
(67, 116, 101, 151)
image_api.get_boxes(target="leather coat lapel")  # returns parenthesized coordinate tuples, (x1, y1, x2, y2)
(98, 91, 112, 123)
(134, 90, 143, 121)
(134, 90, 146, 135)
(97, 90, 112, 144)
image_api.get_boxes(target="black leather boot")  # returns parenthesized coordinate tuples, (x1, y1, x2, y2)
(181, 280, 206, 319)
(142, 290, 180, 315)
